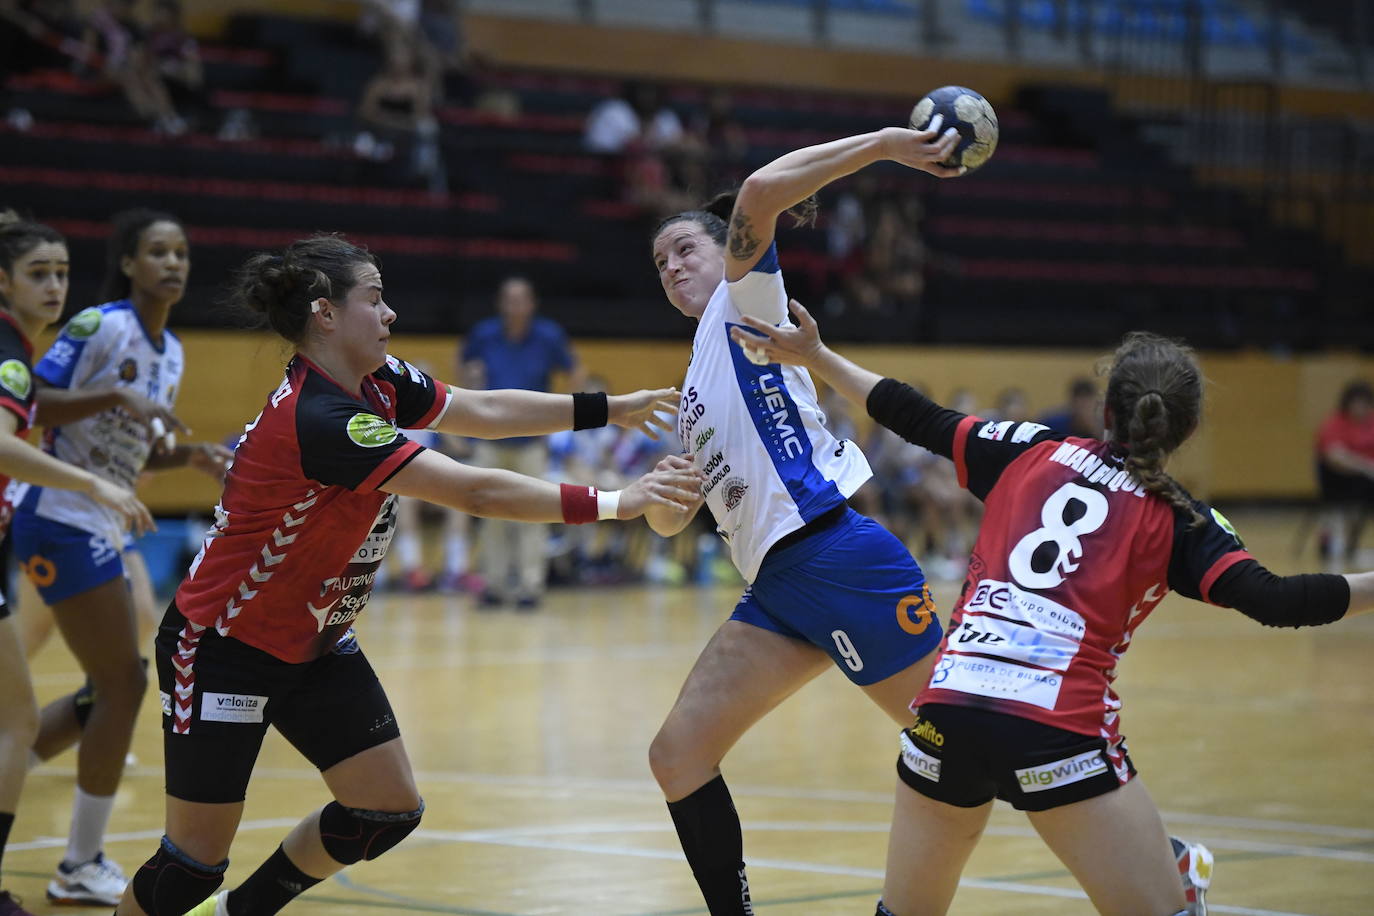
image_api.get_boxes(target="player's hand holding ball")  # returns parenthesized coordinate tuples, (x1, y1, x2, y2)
(908, 85, 999, 174)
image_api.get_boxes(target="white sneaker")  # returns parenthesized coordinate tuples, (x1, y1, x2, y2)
(47, 852, 127, 906)
(1171, 836, 1214, 916)
(186, 890, 229, 915)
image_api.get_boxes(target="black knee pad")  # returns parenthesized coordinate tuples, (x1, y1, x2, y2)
(319, 799, 424, 864)
(131, 835, 227, 916)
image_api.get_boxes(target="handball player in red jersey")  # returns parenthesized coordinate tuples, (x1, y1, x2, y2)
(112, 234, 701, 916)
(736, 306, 1374, 916)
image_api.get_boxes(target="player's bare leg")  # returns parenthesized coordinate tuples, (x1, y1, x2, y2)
(861, 652, 938, 725)
(879, 783, 991, 915)
(1027, 777, 1186, 916)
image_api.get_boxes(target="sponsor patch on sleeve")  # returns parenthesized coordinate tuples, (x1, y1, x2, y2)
(346, 413, 399, 448)
(0, 359, 31, 399)
(64, 307, 102, 340)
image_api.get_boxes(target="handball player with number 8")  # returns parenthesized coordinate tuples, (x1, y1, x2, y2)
(735, 307, 1374, 916)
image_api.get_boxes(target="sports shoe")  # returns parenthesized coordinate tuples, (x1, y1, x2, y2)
(186, 889, 229, 915)
(0, 890, 36, 916)
(1171, 836, 1214, 916)
(47, 852, 127, 906)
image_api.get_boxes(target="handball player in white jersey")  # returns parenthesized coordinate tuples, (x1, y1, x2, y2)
(645, 120, 963, 914)
(10, 210, 231, 907)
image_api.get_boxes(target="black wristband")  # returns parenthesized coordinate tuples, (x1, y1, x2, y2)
(572, 392, 609, 430)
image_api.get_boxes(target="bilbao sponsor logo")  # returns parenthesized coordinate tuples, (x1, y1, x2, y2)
(899, 730, 941, 782)
(1015, 749, 1108, 793)
(1011, 422, 1049, 444)
(964, 578, 1086, 640)
(0, 359, 31, 399)
(200, 692, 268, 724)
(346, 412, 399, 448)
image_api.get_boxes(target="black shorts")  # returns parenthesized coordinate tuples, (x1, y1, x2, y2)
(895, 703, 1137, 813)
(155, 603, 401, 804)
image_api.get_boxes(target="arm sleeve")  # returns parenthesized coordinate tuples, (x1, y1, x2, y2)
(297, 397, 425, 493)
(1207, 560, 1349, 628)
(867, 378, 1061, 499)
(725, 242, 787, 324)
(377, 356, 449, 430)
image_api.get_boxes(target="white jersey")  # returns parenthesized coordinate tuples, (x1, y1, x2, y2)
(679, 244, 871, 582)
(17, 300, 183, 540)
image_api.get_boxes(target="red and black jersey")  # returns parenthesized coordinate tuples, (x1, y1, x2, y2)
(0, 310, 37, 538)
(176, 354, 450, 663)
(866, 379, 1253, 770)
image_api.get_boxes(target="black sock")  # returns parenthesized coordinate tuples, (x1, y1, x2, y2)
(0, 810, 13, 881)
(226, 845, 321, 915)
(666, 775, 754, 916)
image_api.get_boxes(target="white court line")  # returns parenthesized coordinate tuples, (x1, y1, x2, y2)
(5, 817, 1321, 915)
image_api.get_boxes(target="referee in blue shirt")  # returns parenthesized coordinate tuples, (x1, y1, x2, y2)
(461, 277, 585, 609)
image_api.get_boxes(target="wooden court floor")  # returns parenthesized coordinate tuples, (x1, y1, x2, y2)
(7, 508, 1373, 914)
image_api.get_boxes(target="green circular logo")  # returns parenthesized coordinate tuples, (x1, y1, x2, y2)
(1211, 507, 1243, 547)
(65, 307, 102, 340)
(346, 413, 398, 448)
(0, 359, 31, 399)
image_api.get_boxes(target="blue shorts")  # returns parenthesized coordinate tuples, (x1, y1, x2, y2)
(731, 509, 942, 686)
(11, 513, 125, 604)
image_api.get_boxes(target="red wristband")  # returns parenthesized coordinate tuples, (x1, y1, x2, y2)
(560, 483, 599, 525)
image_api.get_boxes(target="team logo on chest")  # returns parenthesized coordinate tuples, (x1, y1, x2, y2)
(118, 357, 138, 382)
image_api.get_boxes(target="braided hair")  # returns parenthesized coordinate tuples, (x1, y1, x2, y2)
(1103, 331, 1205, 526)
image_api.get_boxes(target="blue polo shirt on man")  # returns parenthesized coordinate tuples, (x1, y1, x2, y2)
(462, 316, 574, 444)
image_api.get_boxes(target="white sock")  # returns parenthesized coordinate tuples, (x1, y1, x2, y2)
(442, 532, 468, 578)
(63, 787, 115, 866)
(395, 531, 421, 570)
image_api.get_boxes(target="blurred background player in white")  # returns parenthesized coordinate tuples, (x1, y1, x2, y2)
(737, 310, 1374, 916)
(461, 276, 584, 610)
(0, 211, 153, 916)
(9, 209, 230, 907)
(644, 120, 961, 915)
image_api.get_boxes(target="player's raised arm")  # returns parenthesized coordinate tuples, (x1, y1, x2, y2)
(725, 123, 960, 282)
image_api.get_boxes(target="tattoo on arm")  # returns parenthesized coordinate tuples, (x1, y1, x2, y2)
(728, 211, 761, 262)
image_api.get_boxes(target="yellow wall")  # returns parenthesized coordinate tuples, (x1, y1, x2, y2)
(115, 332, 1373, 512)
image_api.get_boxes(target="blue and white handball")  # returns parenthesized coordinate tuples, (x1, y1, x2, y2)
(909, 86, 999, 173)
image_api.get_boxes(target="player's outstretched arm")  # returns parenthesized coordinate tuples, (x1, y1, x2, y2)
(434, 387, 678, 440)
(725, 123, 960, 282)
(1343, 572, 1374, 617)
(382, 448, 702, 523)
(731, 299, 883, 408)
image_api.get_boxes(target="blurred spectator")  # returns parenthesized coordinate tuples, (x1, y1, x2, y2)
(0, 0, 86, 75)
(1315, 380, 1374, 572)
(82, 0, 184, 132)
(994, 386, 1032, 423)
(1040, 377, 1101, 438)
(584, 81, 683, 153)
(686, 87, 749, 171)
(145, 0, 203, 119)
(357, 35, 445, 190)
(462, 277, 585, 610)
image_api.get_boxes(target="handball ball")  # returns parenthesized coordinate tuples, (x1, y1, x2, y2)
(909, 86, 999, 173)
